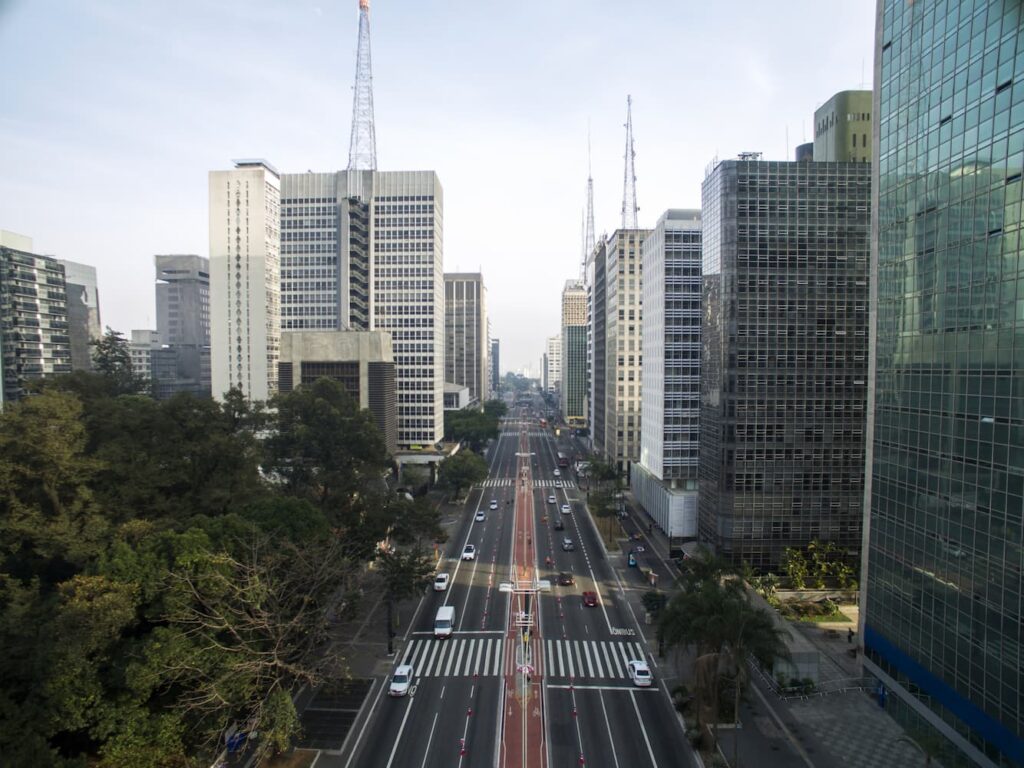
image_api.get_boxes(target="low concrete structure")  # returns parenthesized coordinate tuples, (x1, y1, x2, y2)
(747, 587, 821, 686)
(279, 330, 396, 454)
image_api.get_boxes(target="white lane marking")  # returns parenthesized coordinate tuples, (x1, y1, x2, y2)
(588, 641, 602, 677)
(384, 696, 415, 768)
(492, 637, 503, 676)
(421, 642, 440, 676)
(463, 639, 476, 675)
(629, 690, 659, 767)
(418, 712, 441, 768)
(615, 642, 633, 671)
(556, 640, 566, 677)
(599, 690, 622, 768)
(566, 642, 575, 678)
(547, 683, 661, 691)
(574, 642, 586, 677)
(631, 641, 645, 661)
(409, 630, 505, 636)
(453, 639, 468, 676)
(444, 640, 459, 677)
(342, 678, 383, 768)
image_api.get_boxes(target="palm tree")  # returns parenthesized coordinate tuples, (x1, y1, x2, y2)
(659, 577, 789, 761)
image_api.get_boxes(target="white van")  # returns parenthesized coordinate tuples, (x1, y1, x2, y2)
(434, 606, 455, 638)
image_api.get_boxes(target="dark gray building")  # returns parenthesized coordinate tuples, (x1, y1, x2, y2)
(490, 338, 500, 393)
(862, 2, 1024, 766)
(444, 273, 489, 405)
(58, 259, 101, 372)
(153, 255, 210, 398)
(698, 158, 870, 571)
(0, 231, 71, 405)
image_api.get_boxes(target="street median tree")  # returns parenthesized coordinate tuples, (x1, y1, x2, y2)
(437, 450, 487, 500)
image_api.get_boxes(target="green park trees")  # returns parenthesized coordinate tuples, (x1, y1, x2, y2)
(0, 373, 415, 766)
(437, 450, 488, 500)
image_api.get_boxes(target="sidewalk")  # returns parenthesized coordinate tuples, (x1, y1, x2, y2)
(609, 488, 930, 768)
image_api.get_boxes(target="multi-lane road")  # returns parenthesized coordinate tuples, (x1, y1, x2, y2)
(344, 404, 695, 767)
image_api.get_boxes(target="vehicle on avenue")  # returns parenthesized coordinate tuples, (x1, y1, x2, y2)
(553, 468, 561, 477)
(462, 544, 476, 561)
(627, 659, 653, 687)
(557, 571, 575, 586)
(434, 606, 455, 638)
(553, 518, 565, 531)
(553, 480, 562, 488)
(547, 495, 556, 504)
(561, 537, 575, 552)
(582, 591, 599, 607)
(489, 499, 498, 510)
(475, 510, 485, 521)
(389, 664, 414, 696)
(434, 573, 450, 591)
(560, 503, 571, 514)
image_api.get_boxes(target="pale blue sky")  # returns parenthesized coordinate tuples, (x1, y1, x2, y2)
(0, 0, 874, 374)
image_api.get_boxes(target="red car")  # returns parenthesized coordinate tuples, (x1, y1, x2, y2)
(582, 591, 599, 607)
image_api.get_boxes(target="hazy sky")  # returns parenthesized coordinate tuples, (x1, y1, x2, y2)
(0, 0, 874, 375)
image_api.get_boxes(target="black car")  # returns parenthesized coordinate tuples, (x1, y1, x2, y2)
(553, 519, 565, 531)
(557, 571, 575, 586)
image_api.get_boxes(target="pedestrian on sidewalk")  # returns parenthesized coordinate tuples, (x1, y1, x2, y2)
(848, 627, 855, 644)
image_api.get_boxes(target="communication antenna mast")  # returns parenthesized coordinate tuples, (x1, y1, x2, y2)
(621, 95, 638, 229)
(585, 126, 596, 267)
(347, 0, 377, 170)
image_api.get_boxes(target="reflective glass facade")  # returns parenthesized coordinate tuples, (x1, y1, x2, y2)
(864, 2, 1024, 765)
(699, 159, 871, 572)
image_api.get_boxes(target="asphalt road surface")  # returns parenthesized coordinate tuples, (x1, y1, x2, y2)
(343, 401, 695, 768)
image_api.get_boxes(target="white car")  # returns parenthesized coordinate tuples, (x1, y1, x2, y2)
(627, 659, 653, 687)
(560, 503, 571, 515)
(434, 573, 450, 591)
(475, 510, 485, 521)
(547, 495, 556, 504)
(462, 544, 476, 561)
(553, 480, 562, 488)
(389, 664, 414, 696)
(553, 469, 561, 477)
(489, 499, 498, 510)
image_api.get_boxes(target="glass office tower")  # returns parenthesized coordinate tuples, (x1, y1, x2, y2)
(863, 2, 1024, 766)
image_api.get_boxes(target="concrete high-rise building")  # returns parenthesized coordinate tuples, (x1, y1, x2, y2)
(589, 239, 607, 451)
(699, 157, 870, 572)
(545, 334, 561, 395)
(595, 229, 649, 474)
(278, 330, 397, 455)
(279, 172, 371, 332)
(632, 210, 701, 543)
(209, 160, 281, 402)
(279, 170, 444, 448)
(560, 279, 588, 428)
(862, 3, 1024, 766)
(813, 90, 872, 162)
(129, 329, 159, 385)
(153, 255, 210, 398)
(0, 231, 71, 404)
(444, 272, 489, 405)
(58, 260, 101, 372)
(156, 255, 209, 348)
(490, 338, 500, 393)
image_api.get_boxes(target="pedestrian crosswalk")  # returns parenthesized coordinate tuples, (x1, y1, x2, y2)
(543, 639, 647, 680)
(398, 637, 647, 681)
(499, 430, 549, 438)
(478, 478, 577, 489)
(400, 637, 505, 678)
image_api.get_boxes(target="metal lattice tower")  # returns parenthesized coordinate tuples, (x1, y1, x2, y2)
(621, 95, 638, 229)
(347, 0, 377, 171)
(585, 129, 596, 260)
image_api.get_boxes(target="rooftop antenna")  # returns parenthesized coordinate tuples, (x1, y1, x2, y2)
(583, 124, 596, 278)
(621, 95, 638, 229)
(347, 0, 377, 170)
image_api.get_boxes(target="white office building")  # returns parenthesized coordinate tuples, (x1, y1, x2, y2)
(209, 160, 281, 402)
(632, 210, 702, 542)
(545, 335, 561, 394)
(280, 169, 444, 448)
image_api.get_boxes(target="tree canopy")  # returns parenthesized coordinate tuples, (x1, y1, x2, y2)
(437, 450, 488, 499)
(0, 372, 404, 766)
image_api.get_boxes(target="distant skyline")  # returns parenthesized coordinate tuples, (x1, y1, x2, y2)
(0, 0, 874, 374)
